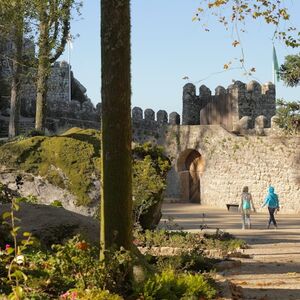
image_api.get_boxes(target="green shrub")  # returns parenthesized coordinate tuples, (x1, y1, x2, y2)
(275, 99, 300, 133)
(155, 250, 216, 273)
(24, 236, 133, 298)
(134, 229, 202, 249)
(135, 269, 216, 300)
(132, 143, 171, 229)
(18, 194, 38, 204)
(203, 230, 247, 251)
(73, 289, 124, 300)
(50, 200, 63, 207)
(134, 229, 247, 254)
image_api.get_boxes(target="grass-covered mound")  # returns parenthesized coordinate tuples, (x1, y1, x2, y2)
(0, 128, 100, 206)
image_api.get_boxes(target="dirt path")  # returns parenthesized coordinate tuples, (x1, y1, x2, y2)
(224, 242, 300, 300)
(161, 203, 300, 299)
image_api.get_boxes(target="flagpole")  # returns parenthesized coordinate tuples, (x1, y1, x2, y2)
(68, 37, 71, 102)
(272, 44, 275, 84)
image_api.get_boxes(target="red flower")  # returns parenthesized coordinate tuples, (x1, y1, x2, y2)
(75, 241, 89, 250)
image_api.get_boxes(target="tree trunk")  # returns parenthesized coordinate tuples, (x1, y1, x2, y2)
(8, 28, 23, 138)
(35, 22, 50, 133)
(9, 70, 20, 138)
(100, 0, 132, 256)
(35, 60, 49, 132)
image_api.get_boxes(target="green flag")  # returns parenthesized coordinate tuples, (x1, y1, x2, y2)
(272, 45, 280, 83)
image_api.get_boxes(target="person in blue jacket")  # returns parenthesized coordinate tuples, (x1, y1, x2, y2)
(262, 186, 280, 229)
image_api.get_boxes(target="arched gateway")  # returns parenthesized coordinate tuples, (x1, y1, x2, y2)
(177, 149, 205, 203)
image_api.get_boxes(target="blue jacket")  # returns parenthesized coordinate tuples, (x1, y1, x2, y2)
(262, 186, 279, 208)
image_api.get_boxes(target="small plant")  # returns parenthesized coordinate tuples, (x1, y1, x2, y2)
(60, 289, 123, 300)
(1, 197, 34, 299)
(134, 269, 217, 300)
(199, 213, 208, 230)
(163, 216, 183, 231)
(19, 194, 38, 204)
(51, 200, 63, 207)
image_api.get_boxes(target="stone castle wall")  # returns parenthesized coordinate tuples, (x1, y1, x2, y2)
(160, 125, 300, 213)
(1, 74, 299, 213)
(0, 35, 97, 135)
(182, 81, 276, 131)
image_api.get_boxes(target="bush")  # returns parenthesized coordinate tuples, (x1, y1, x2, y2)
(133, 143, 171, 229)
(135, 269, 216, 300)
(134, 229, 246, 253)
(276, 99, 300, 133)
(68, 289, 124, 300)
(23, 236, 134, 298)
(203, 230, 247, 252)
(155, 250, 216, 273)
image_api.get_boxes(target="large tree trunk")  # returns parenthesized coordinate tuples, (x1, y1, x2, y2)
(9, 70, 20, 138)
(100, 0, 132, 256)
(8, 28, 23, 138)
(35, 61, 49, 132)
(35, 22, 50, 133)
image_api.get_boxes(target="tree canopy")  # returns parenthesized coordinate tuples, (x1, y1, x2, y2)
(280, 53, 300, 87)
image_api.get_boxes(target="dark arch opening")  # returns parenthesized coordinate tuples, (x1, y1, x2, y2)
(177, 149, 204, 203)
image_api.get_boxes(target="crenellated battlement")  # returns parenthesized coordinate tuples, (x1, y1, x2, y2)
(132, 107, 180, 125)
(182, 80, 276, 132)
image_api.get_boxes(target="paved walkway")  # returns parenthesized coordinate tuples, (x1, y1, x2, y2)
(161, 203, 300, 299)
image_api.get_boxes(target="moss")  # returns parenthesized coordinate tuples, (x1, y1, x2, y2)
(46, 170, 65, 189)
(0, 128, 101, 206)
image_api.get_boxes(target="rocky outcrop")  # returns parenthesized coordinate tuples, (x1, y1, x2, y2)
(0, 167, 99, 216)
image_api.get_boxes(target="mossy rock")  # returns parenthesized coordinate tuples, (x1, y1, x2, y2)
(0, 129, 170, 229)
(0, 128, 101, 206)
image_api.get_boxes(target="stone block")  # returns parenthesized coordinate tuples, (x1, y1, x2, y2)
(132, 106, 143, 121)
(271, 115, 280, 129)
(144, 108, 155, 121)
(247, 80, 262, 94)
(169, 112, 180, 125)
(157, 110, 168, 125)
(238, 116, 252, 133)
(255, 115, 267, 134)
(215, 86, 226, 95)
(199, 85, 211, 97)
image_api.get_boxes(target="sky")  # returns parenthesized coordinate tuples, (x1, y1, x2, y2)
(61, 0, 300, 115)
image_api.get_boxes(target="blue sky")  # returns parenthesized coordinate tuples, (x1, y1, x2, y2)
(61, 0, 300, 115)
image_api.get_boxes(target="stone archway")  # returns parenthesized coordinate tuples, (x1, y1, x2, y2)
(177, 149, 205, 203)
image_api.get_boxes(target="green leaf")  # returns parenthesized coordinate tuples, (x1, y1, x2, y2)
(11, 270, 28, 281)
(2, 211, 11, 220)
(12, 202, 20, 211)
(6, 247, 14, 255)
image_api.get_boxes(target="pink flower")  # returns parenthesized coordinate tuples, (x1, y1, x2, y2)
(60, 291, 70, 299)
(60, 291, 78, 300)
(70, 291, 78, 300)
(5, 244, 11, 250)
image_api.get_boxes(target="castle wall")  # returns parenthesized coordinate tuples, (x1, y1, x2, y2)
(160, 125, 300, 213)
(182, 81, 276, 131)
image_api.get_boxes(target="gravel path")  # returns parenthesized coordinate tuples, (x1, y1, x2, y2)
(161, 203, 300, 299)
